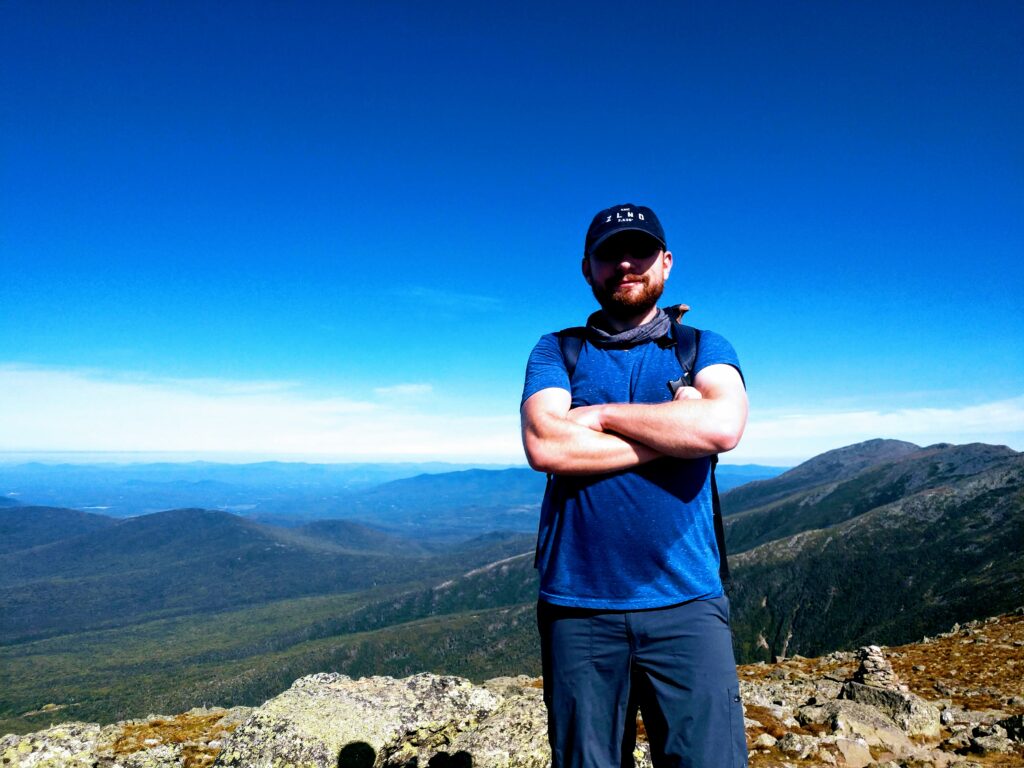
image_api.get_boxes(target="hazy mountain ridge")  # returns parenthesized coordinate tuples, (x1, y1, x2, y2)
(0, 461, 786, 529)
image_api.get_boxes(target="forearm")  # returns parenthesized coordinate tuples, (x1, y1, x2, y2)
(600, 398, 745, 458)
(522, 412, 662, 475)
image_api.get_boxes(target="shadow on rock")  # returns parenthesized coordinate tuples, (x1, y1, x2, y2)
(339, 741, 375, 768)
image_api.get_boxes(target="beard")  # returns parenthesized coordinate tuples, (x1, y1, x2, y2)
(591, 272, 666, 321)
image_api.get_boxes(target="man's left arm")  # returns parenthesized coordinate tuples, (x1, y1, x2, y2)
(573, 363, 748, 458)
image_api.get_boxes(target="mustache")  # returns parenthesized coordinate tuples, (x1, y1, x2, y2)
(607, 275, 648, 288)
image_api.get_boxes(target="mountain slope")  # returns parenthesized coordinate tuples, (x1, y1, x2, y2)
(721, 439, 920, 516)
(727, 452, 1024, 662)
(0, 507, 533, 644)
(0, 506, 117, 554)
(723, 442, 1019, 553)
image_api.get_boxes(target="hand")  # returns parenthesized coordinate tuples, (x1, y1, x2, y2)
(673, 386, 703, 401)
(566, 404, 606, 432)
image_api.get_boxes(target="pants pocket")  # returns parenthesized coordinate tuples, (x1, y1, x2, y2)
(729, 685, 749, 768)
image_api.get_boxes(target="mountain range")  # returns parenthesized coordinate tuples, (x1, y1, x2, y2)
(1, 439, 1020, 736)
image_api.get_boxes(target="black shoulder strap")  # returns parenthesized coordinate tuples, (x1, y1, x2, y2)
(555, 327, 587, 379)
(710, 453, 730, 583)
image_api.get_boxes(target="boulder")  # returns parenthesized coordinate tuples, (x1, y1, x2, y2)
(840, 681, 942, 737)
(798, 699, 914, 753)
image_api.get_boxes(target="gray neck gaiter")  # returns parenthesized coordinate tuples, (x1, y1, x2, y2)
(585, 308, 671, 349)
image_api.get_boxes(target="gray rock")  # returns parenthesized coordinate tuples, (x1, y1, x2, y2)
(214, 673, 502, 768)
(799, 699, 914, 753)
(970, 733, 1016, 755)
(840, 680, 942, 737)
(776, 732, 819, 759)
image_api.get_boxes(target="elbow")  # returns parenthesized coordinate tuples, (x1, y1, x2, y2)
(523, 432, 559, 474)
(707, 419, 745, 454)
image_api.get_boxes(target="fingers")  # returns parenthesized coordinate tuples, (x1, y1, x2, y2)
(673, 386, 703, 401)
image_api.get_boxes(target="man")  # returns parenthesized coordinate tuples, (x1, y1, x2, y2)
(520, 203, 749, 768)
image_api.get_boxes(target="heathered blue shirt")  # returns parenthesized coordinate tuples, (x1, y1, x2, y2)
(521, 328, 742, 609)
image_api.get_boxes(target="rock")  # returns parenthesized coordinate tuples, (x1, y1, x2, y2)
(214, 673, 502, 768)
(0, 722, 104, 768)
(970, 733, 1016, 755)
(753, 732, 777, 748)
(833, 736, 873, 768)
(776, 732, 819, 759)
(799, 699, 915, 753)
(840, 681, 942, 737)
(444, 687, 551, 768)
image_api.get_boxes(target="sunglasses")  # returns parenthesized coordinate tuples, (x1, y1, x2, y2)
(592, 234, 664, 263)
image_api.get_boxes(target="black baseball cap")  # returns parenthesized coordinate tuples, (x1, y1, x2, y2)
(584, 203, 666, 256)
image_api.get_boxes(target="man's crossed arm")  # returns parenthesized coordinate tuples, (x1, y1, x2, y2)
(520, 364, 748, 476)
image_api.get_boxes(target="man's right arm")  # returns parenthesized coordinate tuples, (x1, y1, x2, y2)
(521, 387, 662, 475)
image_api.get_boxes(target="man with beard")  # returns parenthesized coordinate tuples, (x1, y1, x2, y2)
(520, 203, 749, 768)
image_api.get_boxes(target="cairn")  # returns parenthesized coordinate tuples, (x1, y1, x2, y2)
(852, 645, 907, 692)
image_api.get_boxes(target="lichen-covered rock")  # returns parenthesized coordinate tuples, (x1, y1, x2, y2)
(214, 673, 502, 768)
(0, 722, 105, 768)
(441, 687, 550, 768)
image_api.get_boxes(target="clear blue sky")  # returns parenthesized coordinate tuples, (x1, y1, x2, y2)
(2, 1, 1022, 464)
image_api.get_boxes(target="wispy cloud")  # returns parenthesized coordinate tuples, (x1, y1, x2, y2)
(392, 286, 503, 312)
(731, 396, 1024, 464)
(0, 364, 523, 462)
(2, 363, 1020, 465)
(373, 383, 434, 398)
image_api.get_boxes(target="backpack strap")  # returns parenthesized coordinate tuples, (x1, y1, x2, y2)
(555, 327, 587, 380)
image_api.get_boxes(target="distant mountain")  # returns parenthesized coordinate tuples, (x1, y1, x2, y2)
(0, 506, 533, 644)
(0, 461, 513, 518)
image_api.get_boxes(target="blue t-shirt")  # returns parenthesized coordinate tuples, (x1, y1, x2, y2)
(521, 328, 742, 609)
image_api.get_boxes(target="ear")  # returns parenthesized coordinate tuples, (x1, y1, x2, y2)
(581, 256, 592, 285)
(661, 250, 673, 280)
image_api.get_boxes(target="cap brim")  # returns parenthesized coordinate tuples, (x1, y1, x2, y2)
(588, 227, 666, 255)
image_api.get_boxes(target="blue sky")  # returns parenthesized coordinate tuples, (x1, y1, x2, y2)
(2, 1, 1022, 465)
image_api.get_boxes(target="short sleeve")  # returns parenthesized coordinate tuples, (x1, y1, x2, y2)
(521, 334, 570, 407)
(694, 329, 744, 387)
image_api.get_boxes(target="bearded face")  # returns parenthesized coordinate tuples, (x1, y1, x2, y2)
(590, 269, 666, 320)
(586, 233, 669, 321)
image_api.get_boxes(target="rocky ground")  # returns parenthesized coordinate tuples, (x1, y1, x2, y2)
(3, 611, 1022, 768)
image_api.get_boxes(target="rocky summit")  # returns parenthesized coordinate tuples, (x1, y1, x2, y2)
(3, 612, 1023, 768)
